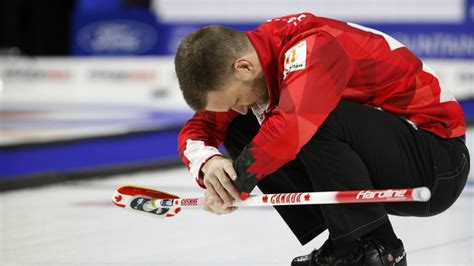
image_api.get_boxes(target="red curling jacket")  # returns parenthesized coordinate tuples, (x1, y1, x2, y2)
(178, 13, 466, 189)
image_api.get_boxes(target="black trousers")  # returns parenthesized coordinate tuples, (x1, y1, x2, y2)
(224, 101, 470, 246)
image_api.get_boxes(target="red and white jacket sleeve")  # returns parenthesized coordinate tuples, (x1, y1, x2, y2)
(235, 32, 354, 194)
(178, 111, 238, 188)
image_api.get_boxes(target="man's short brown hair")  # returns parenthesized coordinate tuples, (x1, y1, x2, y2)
(174, 26, 251, 111)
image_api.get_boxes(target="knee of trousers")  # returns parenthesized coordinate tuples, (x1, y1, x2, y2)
(309, 100, 354, 142)
(298, 101, 363, 161)
(223, 113, 260, 160)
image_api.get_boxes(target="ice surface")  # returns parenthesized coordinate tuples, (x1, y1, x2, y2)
(1, 128, 473, 265)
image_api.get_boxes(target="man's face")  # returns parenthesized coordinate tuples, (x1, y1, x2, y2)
(205, 54, 267, 114)
(205, 76, 267, 115)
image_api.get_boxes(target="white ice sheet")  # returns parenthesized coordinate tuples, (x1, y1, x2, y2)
(1, 129, 473, 265)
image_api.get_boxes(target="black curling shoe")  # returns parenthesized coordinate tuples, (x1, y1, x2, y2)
(291, 237, 407, 266)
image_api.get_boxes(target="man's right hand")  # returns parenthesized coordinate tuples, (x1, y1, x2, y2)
(201, 156, 241, 215)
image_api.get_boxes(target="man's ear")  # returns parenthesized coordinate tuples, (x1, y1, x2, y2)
(234, 58, 251, 70)
(233, 56, 255, 80)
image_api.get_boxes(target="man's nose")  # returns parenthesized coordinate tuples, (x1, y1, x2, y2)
(231, 105, 248, 115)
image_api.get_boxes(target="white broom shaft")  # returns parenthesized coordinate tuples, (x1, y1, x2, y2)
(152, 187, 431, 208)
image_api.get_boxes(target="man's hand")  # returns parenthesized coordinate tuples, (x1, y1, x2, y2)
(201, 156, 241, 215)
(203, 190, 238, 215)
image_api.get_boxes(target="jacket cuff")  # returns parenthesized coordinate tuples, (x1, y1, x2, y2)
(183, 139, 223, 189)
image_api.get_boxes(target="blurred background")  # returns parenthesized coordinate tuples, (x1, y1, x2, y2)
(0, 1, 473, 265)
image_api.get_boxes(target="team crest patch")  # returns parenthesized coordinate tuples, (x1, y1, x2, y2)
(284, 40, 307, 78)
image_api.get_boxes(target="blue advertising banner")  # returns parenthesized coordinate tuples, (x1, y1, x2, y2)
(72, 10, 164, 55)
(72, 1, 473, 58)
(367, 24, 473, 59)
(361, 0, 473, 59)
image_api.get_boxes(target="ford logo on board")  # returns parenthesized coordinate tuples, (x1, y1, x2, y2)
(77, 19, 158, 54)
